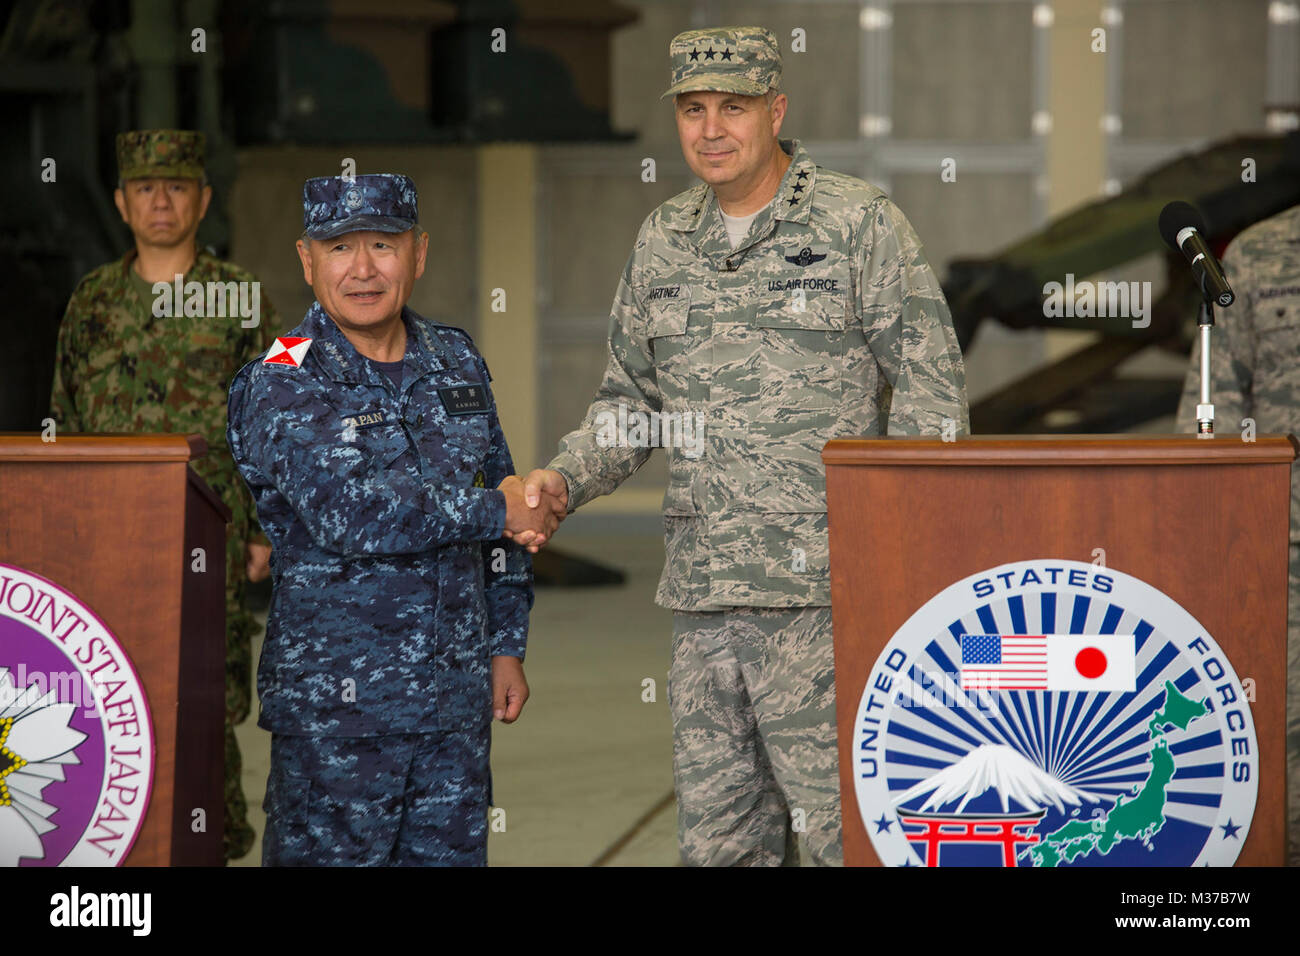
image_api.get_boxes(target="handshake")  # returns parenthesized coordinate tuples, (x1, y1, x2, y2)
(498, 469, 569, 553)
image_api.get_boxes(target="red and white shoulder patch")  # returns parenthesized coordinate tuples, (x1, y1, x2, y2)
(264, 337, 313, 368)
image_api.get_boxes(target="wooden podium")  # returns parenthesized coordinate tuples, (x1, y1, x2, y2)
(824, 435, 1295, 867)
(0, 434, 228, 866)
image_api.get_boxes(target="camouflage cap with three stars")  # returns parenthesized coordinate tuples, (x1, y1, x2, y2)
(116, 129, 206, 181)
(302, 173, 418, 240)
(660, 26, 782, 99)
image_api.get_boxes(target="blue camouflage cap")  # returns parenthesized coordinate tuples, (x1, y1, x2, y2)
(302, 173, 418, 240)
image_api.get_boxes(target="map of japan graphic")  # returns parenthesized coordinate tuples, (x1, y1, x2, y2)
(1024, 680, 1207, 867)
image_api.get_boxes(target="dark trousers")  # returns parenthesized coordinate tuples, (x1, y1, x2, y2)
(262, 726, 490, 866)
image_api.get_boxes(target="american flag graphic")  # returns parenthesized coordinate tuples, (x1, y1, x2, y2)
(959, 634, 1048, 689)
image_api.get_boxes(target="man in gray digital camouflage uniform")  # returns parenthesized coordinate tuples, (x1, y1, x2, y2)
(522, 26, 970, 866)
(1176, 202, 1300, 865)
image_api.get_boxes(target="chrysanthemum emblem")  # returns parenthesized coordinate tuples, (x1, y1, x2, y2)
(0, 564, 154, 866)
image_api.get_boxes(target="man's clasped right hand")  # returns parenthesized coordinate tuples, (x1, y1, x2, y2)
(498, 470, 569, 553)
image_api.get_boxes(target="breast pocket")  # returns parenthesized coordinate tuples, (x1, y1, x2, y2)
(185, 347, 231, 376)
(416, 392, 493, 487)
(443, 411, 492, 468)
(352, 419, 409, 469)
(752, 289, 847, 418)
(647, 286, 707, 408)
(648, 287, 694, 405)
(182, 329, 237, 382)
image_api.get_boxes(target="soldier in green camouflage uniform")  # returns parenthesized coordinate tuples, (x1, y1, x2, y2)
(1176, 202, 1300, 865)
(48, 130, 280, 861)
(523, 27, 970, 865)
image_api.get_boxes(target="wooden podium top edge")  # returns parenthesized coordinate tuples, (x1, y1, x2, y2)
(822, 434, 1299, 466)
(0, 433, 209, 462)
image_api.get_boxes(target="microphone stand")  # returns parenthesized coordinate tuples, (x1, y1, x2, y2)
(1195, 276, 1217, 437)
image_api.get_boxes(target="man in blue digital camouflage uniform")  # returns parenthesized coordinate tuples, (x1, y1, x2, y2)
(227, 173, 563, 865)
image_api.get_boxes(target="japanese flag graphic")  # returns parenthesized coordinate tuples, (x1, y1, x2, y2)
(1046, 634, 1137, 691)
(264, 336, 313, 367)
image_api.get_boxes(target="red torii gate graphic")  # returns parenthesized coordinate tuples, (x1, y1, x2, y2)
(899, 810, 1046, 867)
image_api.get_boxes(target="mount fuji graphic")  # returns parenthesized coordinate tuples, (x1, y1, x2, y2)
(894, 744, 1101, 815)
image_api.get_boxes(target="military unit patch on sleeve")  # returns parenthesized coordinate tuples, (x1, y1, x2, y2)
(264, 337, 313, 368)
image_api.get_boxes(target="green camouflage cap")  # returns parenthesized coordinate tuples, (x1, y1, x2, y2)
(661, 26, 782, 99)
(116, 129, 205, 181)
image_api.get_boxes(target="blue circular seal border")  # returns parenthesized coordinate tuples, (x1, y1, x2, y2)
(853, 559, 1258, 867)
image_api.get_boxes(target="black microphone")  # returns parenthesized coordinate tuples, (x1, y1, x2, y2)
(1158, 201, 1234, 307)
